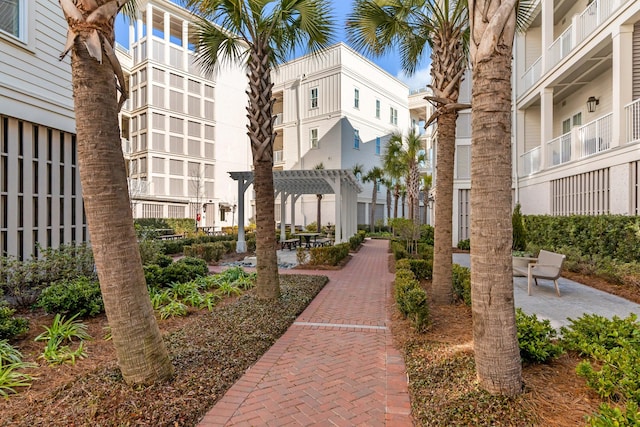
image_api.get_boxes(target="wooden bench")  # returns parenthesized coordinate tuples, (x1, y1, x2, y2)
(527, 250, 566, 297)
(157, 234, 185, 241)
(281, 238, 300, 250)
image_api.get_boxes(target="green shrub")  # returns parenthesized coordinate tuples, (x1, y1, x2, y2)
(395, 259, 412, 271)
(394, 276, 419, 317)
(404, 287, 429, 332)
(395, 269, 416, 282)
(457, 239, 470, 251)
(417, 244, 434, 261)
(405, 259, 433, 280)
(0, 341, 37, 397)
(0, 304, 29, 340)
(308, 243, 349, 266)
(38, 276, 104, 318)
(163, 257, 208, 285)
(452, 264, 471, 306)
(587, 402, 640, 427)
(515, 308, 563, 363)
(560, 313, 640, 357)
(419, 224, 434, 245)
(183, 242, 227, 263)
(144, 264, 165, 288)
(390, 240, 408, 260)
(512, 203, 527, 251)
(155, 254, 174, 268)
(138, 238, 165, 265)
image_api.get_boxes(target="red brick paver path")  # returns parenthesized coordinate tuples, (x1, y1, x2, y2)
(198, 239, 413, 426)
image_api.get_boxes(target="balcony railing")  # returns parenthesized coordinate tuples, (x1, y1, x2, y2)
(274, 150, 284, 163)
(520, 146, 541, 176)
(626, 98, 640, 144)
(576, 113, 612, 159)
(127, 178, 149, 196)
(547, 26, 573, 71)
(547, 133, 571, 167)
(519, 56, 542, 96)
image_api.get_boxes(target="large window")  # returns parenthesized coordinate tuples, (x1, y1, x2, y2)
(0, 0, 20, 38)
(375, 136, 381, 155)
(310, 128, 318, 148)
(354, 129, 360, 149)
(310, 88, 318, 109)
(389, 107, 398, 125)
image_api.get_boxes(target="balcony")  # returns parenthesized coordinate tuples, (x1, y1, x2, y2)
(576, 113, 612, 159)
(519, 57, 542, 96)
(520, 146, 541, 176)
(626, 98, 640, 144)
(547, 26, 572, 72)
(127, 178, 149, 196)
(547, 133, 572, 167)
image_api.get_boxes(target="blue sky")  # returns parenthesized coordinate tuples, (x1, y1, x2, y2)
(115, 0, 431, 90)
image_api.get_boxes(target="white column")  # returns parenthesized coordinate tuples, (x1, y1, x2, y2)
(164, 10, 170, 62)
(540, 88, 554, 169)
(334, 182, 342, 243)
(541, 0, 554, 72)
(182, 20, 189, 71)
(290, 194, 299, 235)
(279, 192, 287, 242)
(612, 24, 633, 148)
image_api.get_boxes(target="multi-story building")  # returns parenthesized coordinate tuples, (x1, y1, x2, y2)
(271, 43, 426, 228)
(0, 2, 86, 259)
(515, 0, 640, 216)
(117, 0, 252, 230)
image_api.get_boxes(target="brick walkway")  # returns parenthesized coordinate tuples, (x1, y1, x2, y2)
(198, 239, 413, 426)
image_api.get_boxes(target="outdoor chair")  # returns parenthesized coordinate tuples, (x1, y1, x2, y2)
(527, 250, 566, 297)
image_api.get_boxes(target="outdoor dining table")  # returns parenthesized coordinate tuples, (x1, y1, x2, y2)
(295, 232, 321, 249)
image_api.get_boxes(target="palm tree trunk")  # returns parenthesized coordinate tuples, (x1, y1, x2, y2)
(432, 112, 456, 304)
(370, 183, 377, 232)
(408, 164, 420, 224)
(386, 188, 392, 223)
(247, 45, 280, 299)
(71, 40, 173, 384)
(393, 186, 399, 219)
(470, 7, 522, 394)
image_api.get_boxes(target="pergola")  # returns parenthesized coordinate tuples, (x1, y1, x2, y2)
(229, 169, 363, 253)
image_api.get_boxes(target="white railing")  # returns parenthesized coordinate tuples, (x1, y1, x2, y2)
(547, 133, 571, 166)
(576, 113, 612, 159)
(274, 150, 284, 163)
(273, 113, 283, 126)
(547, 26, 573, 71)
(121, 138, 132, 155)
(519, 56, 542, 96)
(625, 98, 640, 143)
(520, 146, 541, 176)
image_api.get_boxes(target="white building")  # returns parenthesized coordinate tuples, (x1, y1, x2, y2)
(515, 0, 640, 216)
(0, 1, 86, 259)
(271, 43, 425, 228)
(117, 0, 252, 230)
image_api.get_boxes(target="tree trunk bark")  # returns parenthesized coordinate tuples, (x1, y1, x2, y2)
(432, 111, 457, 304)
(470, 30, 522, 395)
(246, 44, 280, 299)
(370, 184, 377, 232)
(71, 40, 173, 385)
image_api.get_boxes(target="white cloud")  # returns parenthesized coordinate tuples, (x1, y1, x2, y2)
(396, 65, 432, 91)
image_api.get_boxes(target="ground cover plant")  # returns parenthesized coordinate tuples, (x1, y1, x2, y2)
(0, 273, 328, 425)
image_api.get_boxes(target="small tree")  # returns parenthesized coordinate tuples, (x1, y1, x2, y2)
(512, 203, 527, 251)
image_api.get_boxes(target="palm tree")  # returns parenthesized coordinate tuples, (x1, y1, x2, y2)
(381, 137, 405, 220)
(381, 176, 393, 224)
(383, 131, 424, 223)
(363, 166, 384, 232)
(421, 174, 432, 225)
(468, 0, 524, 396)
(314, 163, 325, 233)
(57, 0, 173, 384)
(347, 0, 469, 305)
(188, 0, 335, 299)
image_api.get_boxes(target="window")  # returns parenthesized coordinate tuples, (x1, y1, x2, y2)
(310, 128, 318, 148)
(354, 88, 360, 109)
(375, 100, 380, 118)
(562, 118, 571, 134)
(572, 113, 582, 127)
(375, 137, 381, 155)
(310, 88, 318, 109)
(354, 129, 360, 149)
(0, 0, 20, 38)
(390, 107, 398, 125)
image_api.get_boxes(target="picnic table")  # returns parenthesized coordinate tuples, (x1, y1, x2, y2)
(295, 232, 321, 249)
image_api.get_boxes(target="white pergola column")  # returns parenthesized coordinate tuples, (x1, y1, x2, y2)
(279, 191, 287, 242)
(333, 179, 342, 243)
(234, 175, 253, 253)
(290, 194, 300, 235)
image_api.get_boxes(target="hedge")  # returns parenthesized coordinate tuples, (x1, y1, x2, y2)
(307, 243, 350, 266)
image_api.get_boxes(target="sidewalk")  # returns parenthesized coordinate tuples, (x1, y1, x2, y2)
(198, 238, 413, 426)
(453, 253, 640, 330)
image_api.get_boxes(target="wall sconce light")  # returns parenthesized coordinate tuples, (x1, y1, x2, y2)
(587, 96, 599, 113)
